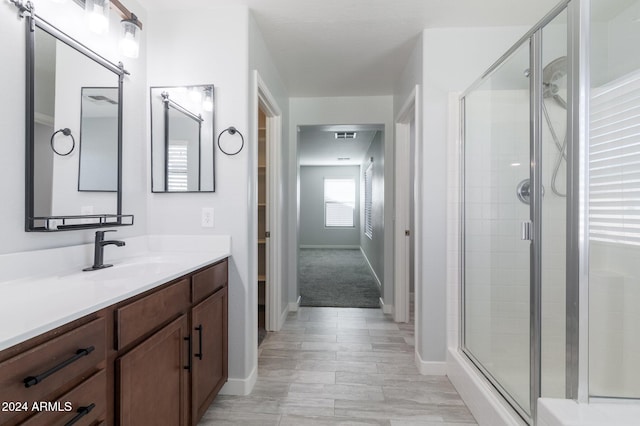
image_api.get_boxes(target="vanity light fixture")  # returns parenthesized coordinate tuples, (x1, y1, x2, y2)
(85, 0, 110, 35)
(119, 14, 141, 58)
(203, 87, 214, 112)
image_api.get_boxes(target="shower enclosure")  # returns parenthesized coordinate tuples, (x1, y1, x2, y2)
(459, 0, 640, 424)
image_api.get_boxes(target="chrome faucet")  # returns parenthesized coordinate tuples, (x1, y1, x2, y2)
(83, 230, 125, 271)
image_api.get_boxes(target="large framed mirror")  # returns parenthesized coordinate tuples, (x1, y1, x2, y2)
(26, 12, 133, 231)
(150, 85, 215, 192)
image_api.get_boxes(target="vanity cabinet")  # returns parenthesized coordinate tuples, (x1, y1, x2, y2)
(117, 315, 190, 426)
(190, 271, 228, 423)
(0, 316, 107, 426)
(114, 259, 228, 426)
(0, 257, 228, 426)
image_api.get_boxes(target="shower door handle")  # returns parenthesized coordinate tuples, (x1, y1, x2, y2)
(521, 221, 533, 241)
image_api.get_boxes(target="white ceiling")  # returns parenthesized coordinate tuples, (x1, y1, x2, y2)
(137, 0, 562, 96)
(298, 125, 382, 166)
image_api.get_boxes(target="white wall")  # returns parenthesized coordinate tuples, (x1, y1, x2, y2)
(146, 5, 255, 392)
(248, 14, 291, 315)
(0, 0, 148, 254)
(289, 96, 394, 307)
(360, 131, 385, 286)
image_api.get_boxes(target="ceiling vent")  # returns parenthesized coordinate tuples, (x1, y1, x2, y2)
(335, 132, 357, 140)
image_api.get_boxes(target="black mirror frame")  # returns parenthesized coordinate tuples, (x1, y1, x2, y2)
(24, 11, 133, 231)
(150, 85, 216, 193)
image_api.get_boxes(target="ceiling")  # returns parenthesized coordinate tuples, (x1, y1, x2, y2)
(137, 0, 562, 96)
(298, 125, 382, 166)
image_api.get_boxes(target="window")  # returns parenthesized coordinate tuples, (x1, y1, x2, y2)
(590, 70, 640, 246)
(364, 162, 373, 238)
(167, 141, 188, 191)
(324, 178, 355, 227)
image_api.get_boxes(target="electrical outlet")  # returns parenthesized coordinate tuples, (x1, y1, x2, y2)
(201, 208, 214, 228)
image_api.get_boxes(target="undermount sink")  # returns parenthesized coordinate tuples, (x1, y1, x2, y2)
(83, 260, 180, 281)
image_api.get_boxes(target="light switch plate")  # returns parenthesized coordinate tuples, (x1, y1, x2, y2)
(201, 208, 214, 228)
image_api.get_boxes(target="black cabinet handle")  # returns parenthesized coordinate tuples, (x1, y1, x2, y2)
(184, 336, 192, 371)
(64, 403, 95, 426)
(195, 325, 203, 360)
(23, 346, 95, 388)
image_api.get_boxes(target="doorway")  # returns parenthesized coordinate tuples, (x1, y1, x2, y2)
(297, 124, 385, 308)
(252, 71, 283, 345)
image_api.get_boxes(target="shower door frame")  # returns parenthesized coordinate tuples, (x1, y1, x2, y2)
(459, 0, 575, 423)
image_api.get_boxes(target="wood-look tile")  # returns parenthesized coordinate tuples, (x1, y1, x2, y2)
(301, 342, 373, 352)
(336, 372, 453, 388)
(371, 343, 414, 353)
(334, 399, 476, 423)
(258, 369, 336, 384)
(382, 386, 467, 405)
(258, 357, 298, 371)
(336, 351, 414, 363)
(296, 360, 378, 374)
(260, 349, 337, 360)
(279, 414, 391, 425)
(267, 333, 338, 343)
(336, 335, 407, 344)
(198, 306, 476, 426)
(199, 410, 282, 425)
(289, 383, 385, 402)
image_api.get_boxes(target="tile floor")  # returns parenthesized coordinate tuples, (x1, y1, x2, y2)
(199, 307, 477, 425)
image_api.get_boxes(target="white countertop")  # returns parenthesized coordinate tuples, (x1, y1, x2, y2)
(0, 235, 231, 352)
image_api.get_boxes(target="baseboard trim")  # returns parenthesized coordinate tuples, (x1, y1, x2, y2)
(379, 297, 394, 314)
(415, 350, 447, 376)
(288, 296, 301, 312)
(278, 304, 289, 330)
(218, 365, 257, 396)
(360, 247, 382, 289)
(300, 245, 360, 249)
(447, 348, 525, 426)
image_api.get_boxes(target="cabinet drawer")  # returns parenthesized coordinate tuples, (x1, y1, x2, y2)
(0, 318, 105, 425)
(21, 369, 106, 426)
(116, 278, 189, 350)
(192, 260, 227, 304)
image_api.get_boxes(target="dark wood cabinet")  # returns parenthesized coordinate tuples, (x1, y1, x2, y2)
(0, 257, 228, 426)
(117, 314, 190, 426)
(191, 286, 228, 424)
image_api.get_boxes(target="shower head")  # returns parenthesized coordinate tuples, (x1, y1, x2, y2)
(543, 56, 567, 109)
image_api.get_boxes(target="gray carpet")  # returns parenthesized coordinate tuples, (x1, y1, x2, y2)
(299, 249, 380, 308)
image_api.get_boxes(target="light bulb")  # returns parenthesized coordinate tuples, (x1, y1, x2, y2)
(203, 97, 213, 112)
(86, 0, 110, 35)
(189, 87, 202, 103)
(120, 18, 141, 58)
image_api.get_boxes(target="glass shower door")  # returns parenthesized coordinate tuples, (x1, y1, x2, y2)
(462, 41, 533, 417)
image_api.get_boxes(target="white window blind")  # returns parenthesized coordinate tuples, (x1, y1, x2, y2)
(364, 162, 373, 239)
(324, 178, 355, 227)
(590, 70, 640, 246)
(167, 141, 188, 191)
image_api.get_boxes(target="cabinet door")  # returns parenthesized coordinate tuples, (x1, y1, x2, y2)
(117, 315, 189, 426)
(191, 287, 228, 424)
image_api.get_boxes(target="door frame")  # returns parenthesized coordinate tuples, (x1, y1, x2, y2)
(394, 85, 422, 325)
(251, 70, 284, 332)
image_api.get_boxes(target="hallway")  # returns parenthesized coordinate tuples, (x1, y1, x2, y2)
(199, 308, 476, 425)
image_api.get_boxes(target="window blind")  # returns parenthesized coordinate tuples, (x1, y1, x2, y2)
(590, 70, 640, 246)
(324, 178, 355, 227)
(364, 163, 373, 238)
(167, 141, 188, 191)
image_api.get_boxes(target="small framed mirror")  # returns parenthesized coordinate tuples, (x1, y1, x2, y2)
(150, 85, 215, 192)
(26, 13, 133, 231)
